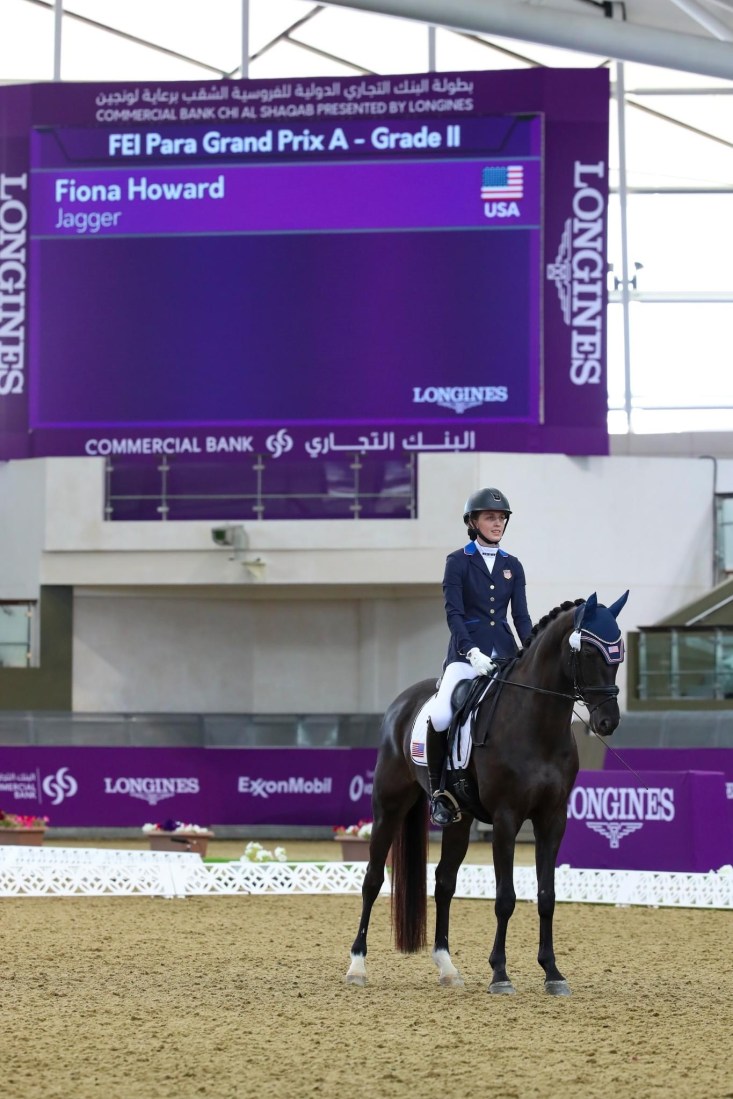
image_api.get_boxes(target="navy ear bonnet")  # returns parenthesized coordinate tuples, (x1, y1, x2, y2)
(573, 591, 628, 664)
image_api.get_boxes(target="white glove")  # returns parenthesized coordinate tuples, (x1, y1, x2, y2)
(467, 647, 496, 676)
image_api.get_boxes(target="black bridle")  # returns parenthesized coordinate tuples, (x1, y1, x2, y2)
(569, 647, 620, 716)
(491, 634, 620, 715)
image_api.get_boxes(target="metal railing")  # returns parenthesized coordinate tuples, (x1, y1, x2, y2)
(104, 453, 418, 521)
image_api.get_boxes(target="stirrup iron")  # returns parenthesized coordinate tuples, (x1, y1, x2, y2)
(429, 788, 462, 827)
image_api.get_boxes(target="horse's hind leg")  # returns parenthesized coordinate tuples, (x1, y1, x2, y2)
(432, 813, 472, 987)
(533, 811, 572, 996)
(346, 784, 419, 987)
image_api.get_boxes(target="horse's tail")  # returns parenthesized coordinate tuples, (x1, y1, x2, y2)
(391, 791, 428, 953)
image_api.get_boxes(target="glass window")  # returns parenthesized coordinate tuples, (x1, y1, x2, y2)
(719, 634, 733, 700)
(607, 302, 733, 432)
(676, 631, 716, 700)
(0, 603, 35, 668)
(608, 194, 733, 294)
(639, 631, 671, 700)
(717, 496, 733, 575)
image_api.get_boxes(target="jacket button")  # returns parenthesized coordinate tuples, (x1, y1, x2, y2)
(490, 585, 495, 590)
(490, 622, 496, 627)
(489, 609, 495, 615)
(490, 597, 495, 602)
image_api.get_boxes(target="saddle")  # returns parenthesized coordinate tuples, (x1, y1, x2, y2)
(440, 656, 518, 824)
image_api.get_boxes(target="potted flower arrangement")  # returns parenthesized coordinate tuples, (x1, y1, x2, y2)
(0, 810, 49, 846)
(241, 841, 288, 863)
(142, 819, 214, 856)
(333, 820, 391, 864)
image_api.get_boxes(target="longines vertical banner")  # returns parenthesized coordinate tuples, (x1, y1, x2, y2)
(0, 70, 609, 460)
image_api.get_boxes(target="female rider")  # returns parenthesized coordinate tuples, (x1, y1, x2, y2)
(427, 487, 533, 827)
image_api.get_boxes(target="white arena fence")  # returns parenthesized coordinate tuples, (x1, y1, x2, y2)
(0, 847, 732, 909)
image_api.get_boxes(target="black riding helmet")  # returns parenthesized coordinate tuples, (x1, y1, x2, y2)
(463, 487, 512, 541)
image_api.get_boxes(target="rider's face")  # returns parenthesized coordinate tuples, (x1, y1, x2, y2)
(473, 510, 507, 544)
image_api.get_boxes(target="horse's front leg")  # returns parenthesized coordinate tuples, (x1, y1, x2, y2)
(533, 810, 572, 996)
(488, 809, 519, 994)
(432, 813, 472, 987)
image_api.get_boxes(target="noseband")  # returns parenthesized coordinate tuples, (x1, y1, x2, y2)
(569, 648, 620, 716)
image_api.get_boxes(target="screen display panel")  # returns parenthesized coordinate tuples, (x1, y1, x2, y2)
(0, 70, 610, 459)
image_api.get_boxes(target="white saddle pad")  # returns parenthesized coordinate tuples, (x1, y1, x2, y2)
(410, 694, 480, 771)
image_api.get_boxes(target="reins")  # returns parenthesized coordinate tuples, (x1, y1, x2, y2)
(481, 636, 647, 788)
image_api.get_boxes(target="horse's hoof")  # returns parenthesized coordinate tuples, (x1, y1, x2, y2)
(488, 980, 516, 995)
(345, 973, 367, 987)
(439, 974, 465, 988)
(545, 979, 572, 996)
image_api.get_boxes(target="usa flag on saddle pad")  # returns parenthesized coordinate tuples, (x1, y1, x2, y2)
(480, 165, 524, 200)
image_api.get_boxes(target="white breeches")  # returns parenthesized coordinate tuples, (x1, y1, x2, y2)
(429, 661, 480, 733)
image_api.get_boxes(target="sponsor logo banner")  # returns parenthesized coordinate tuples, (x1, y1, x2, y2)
(0, 747, 377, 827)
(559, 770, 733, 873)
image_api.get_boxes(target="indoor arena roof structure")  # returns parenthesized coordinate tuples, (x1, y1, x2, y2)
(2, 0, 732, 433)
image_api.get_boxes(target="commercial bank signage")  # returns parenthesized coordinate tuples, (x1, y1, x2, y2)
(0, 69, 610, 460)
(0, 747, 377, 827)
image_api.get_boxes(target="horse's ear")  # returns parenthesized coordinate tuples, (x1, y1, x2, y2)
(575, 592, 596, 628)
(608, 590, 629, 619)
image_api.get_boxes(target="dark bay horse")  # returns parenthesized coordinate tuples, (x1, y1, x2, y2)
(346, 592, 628, 995)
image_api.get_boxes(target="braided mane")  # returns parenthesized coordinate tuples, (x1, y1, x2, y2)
(517, 598, 585, 658)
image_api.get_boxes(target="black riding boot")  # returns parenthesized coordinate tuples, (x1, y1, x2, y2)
(426, 719, 460, 828)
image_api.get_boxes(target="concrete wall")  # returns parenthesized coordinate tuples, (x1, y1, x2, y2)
(72, 589, 443, 713)
(0, 445, 717, 714)
(0, 459, 46, 599)
(0, 449, 707, 714)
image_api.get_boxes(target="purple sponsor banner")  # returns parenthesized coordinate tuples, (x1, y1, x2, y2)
(0, 69, 609, 461)
(603, 747, 733, 833)
(214, 747, 377, 827)
(0, 746, 377, 828)
(558, 769, 733, 873)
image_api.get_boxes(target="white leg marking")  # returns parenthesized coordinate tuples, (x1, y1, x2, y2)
(345, 952, 368, 987)
(432, 948, 464, 988)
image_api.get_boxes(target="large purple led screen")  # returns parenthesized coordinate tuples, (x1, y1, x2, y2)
(0, 71, 610, 459)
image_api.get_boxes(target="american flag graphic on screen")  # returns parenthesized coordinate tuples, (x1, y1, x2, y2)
(480, 165, 524, 200)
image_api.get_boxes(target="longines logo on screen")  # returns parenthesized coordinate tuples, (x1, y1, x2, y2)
(0, 173, 28, 398)
(412, 386, 508, 415)
(103, 776, 199, 806)
(568, 784, 675, 849)
(238, 776, 332, 799)
(546, 160, 606, 387)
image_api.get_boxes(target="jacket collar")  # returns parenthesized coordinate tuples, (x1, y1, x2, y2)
(464, 542, 508, 557)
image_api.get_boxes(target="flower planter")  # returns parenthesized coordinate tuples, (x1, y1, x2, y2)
(0, 828, 46, 846)
(147, 831, 213, 856)
(336, 837, 391, 866)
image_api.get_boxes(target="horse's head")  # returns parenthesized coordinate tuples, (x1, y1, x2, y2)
(565, 591, 628, 737)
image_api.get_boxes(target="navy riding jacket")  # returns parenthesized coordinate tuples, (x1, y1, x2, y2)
(443, 542, 533, 664)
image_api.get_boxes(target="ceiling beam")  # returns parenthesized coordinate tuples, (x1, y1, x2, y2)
(322, 0, 733, 78)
